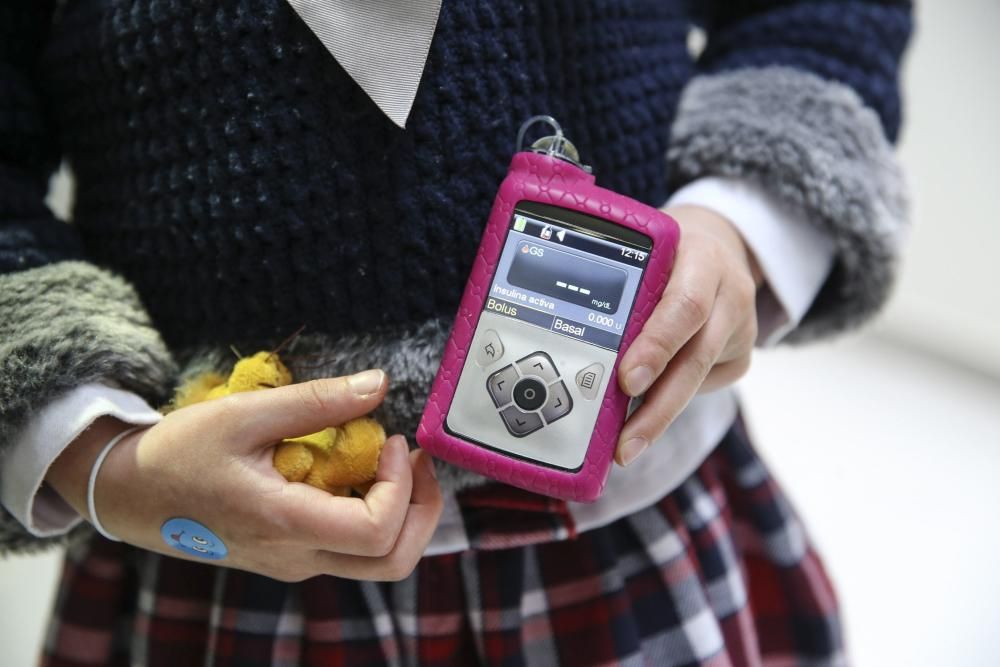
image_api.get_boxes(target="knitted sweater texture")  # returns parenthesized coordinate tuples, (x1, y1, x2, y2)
(2, 0, 910, 349)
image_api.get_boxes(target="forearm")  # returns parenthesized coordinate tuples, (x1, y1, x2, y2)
(44, 416, 138, 521)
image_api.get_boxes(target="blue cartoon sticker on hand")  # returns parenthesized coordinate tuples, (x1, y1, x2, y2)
(161, 517, 228, 560)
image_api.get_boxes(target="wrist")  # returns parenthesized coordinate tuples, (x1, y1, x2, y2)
(46, 416, 137, 518)
(667, 204, 765, 288)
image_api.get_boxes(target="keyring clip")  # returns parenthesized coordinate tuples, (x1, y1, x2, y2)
(515, 115, 593, 174)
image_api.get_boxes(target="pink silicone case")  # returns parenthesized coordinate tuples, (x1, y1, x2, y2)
(416, 151, 680, 502)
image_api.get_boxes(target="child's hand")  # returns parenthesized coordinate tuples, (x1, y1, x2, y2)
(47, 370, 443, 582)
(615, 205, 764, 466)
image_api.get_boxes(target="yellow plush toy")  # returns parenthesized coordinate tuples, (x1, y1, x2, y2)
(169, 351, 386, 497)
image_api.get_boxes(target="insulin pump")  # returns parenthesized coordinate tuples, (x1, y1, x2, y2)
(417, 117, 680, 502)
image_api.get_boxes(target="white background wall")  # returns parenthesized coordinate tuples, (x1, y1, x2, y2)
(876, 0, 1000, 375)
(2, 2, 999, 666)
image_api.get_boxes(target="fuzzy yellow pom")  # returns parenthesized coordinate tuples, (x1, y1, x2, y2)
(329, 417, 385, 486)
(284, 427, 339, 454)
(302, 418, 385, 490)
(166, 349, 386, 496)
(205, 351, 293, 399)
(273, 442, 314, 483)
(169, 371, 227, 411)
(275, 421, 385, 494)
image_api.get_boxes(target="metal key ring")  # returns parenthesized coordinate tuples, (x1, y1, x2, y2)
(515, 115, 592, 174)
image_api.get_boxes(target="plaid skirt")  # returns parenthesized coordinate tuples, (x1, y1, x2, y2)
(41, 419, 844, 666)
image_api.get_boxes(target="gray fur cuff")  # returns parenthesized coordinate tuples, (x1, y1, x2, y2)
(0, 261, 176, 553)
(667, 66, 909, 341)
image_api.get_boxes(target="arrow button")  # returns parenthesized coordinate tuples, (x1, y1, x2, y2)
(499, 405, 543, 437)
(541, 381, 573, 425)
(516, 351, 559, 382)
(487, 364, 518, 407)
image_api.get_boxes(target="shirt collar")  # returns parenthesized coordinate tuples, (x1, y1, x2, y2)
(285, 0, 442, 128)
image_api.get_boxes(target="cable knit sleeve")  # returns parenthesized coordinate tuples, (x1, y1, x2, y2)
(670, 1, 913, 341)
(0, 1, 176, 554)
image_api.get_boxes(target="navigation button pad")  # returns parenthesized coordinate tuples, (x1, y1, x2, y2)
(447, 309, 621, 471)
(486, 350, 576, 438)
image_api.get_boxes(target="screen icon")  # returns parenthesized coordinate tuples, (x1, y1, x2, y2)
(556, 229, 566, 242)
(540, 226, 552, 240)
(513, 215, 527, 232)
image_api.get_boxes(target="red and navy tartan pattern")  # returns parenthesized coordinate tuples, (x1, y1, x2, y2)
(42, 420, 844, 666)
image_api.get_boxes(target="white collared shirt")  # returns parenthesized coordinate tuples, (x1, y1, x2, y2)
(285, 0, 443, 128)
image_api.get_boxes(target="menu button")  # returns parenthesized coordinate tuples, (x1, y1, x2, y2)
(575, 363, 605, 401)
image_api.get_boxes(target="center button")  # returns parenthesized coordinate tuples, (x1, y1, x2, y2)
(512, 377, 547, 411)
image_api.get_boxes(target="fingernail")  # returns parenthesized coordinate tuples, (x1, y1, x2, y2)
(624, 366, 654, 396)
(348, 369, 385, 396)
(619, 437, 649, 466)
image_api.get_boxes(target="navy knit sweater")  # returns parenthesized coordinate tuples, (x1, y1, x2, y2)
(1, 0, 911, 349)
(0, 0, 913, 552)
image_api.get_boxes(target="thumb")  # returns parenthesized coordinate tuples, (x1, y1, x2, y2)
(212, 369, 388, 447)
